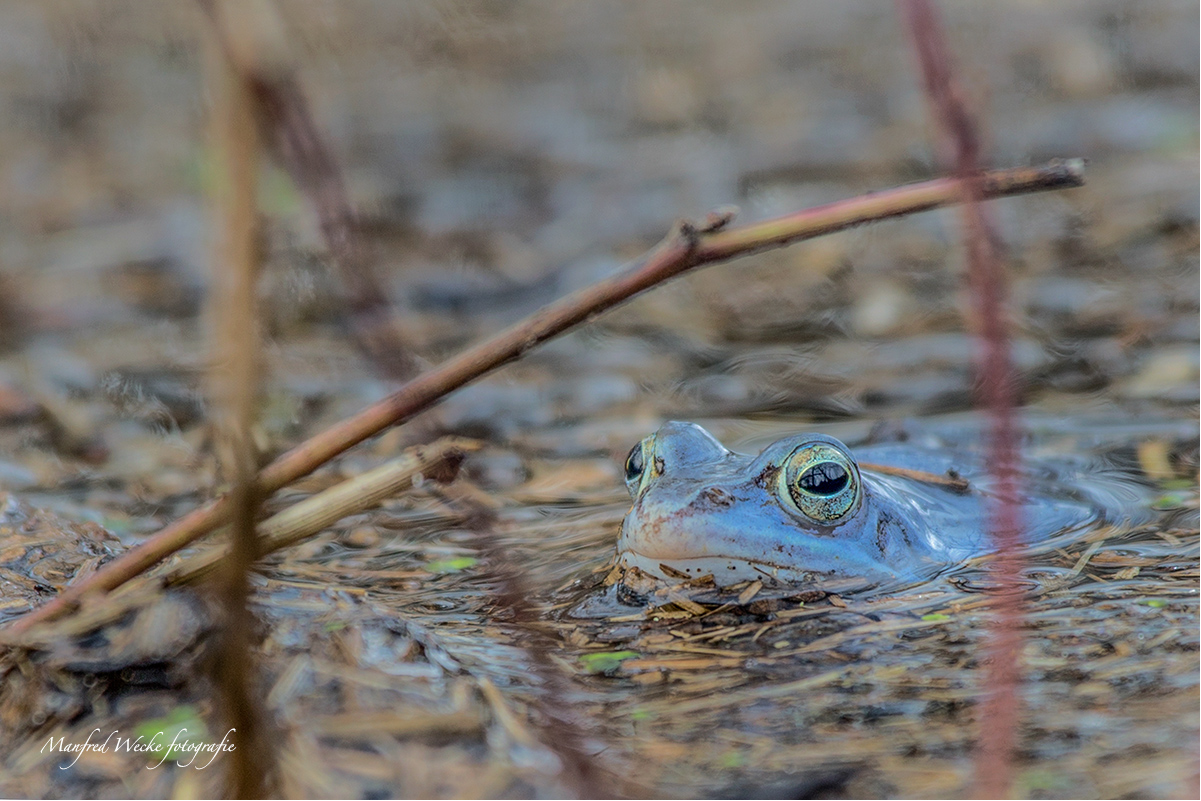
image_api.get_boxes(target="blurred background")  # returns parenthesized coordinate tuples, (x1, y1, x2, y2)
(0, 2, 1194, 495)
(0, 2, 1196, 797)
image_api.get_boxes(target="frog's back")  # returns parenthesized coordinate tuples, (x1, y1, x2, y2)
(856, 441, 1151, 562)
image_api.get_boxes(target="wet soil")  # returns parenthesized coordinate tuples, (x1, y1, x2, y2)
(0, 2, 1196, 798)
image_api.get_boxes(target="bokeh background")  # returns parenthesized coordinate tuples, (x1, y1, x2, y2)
(0, 2, 1194, 465)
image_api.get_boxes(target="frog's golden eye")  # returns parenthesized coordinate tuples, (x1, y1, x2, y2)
(778, 441, 862, 523)
(624, 437, 660, 498)
(624, 442, 646, 484)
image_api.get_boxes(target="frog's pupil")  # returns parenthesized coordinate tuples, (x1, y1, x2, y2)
(625, 445, 645, 481)
(799, 462, 848, 496)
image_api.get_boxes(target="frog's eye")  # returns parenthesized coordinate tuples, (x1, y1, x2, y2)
(624, 442, 646, 484)
(778, 441, 862, 523)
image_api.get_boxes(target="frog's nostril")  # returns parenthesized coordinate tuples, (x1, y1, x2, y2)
(695, 486, 736, 509)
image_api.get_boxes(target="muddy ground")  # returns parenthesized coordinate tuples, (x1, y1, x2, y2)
(0, 2, 1196, 798)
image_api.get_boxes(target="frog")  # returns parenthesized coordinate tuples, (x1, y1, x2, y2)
(617, 421, 1142, 588)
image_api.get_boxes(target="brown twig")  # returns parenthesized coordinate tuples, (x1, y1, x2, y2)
(199, 0, 419, 380)
(859, 461, 970, 492)
(5, 160, 1083, 635)
(204, 6, 270, 794)
(898, 2, 1027, 797)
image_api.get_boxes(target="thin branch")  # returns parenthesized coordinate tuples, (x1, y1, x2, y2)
(4, 160, 1084, 635)
(898, 2, 1027, 798)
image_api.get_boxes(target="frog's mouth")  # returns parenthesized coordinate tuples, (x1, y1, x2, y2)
(616, 547, 826, 586)
(616, 500, 853, 587)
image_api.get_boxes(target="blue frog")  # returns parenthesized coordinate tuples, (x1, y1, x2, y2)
(617, 421, 1144, 587)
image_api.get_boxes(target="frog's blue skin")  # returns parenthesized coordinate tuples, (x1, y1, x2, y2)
(618, 421, 1133, 588)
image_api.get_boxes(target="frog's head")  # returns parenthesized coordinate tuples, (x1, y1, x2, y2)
(616, 421, 898, 586)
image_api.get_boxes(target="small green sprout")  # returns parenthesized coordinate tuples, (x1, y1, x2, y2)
(579, 650, 640, 674)
(425, 556, 478, 574)
(135, 705, 207, 762)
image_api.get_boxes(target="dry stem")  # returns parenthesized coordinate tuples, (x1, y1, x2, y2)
(5, 159, 1084, 635)
(205, 7, 268, 794)
(164, 439, 476, 586)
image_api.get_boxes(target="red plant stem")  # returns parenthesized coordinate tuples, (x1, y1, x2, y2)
(4, 161, 1082, 636)
(198, 0, 419, 380)
(439, 484, 614, 797)
(899, 1, 1026, 797)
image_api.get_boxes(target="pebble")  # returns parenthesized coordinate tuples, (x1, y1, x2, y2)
(1045, 30, 1116, 98)
(1120, 346, 1200, 400)
(850, 279, 917, 337)
(343, 527, 382, 549)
